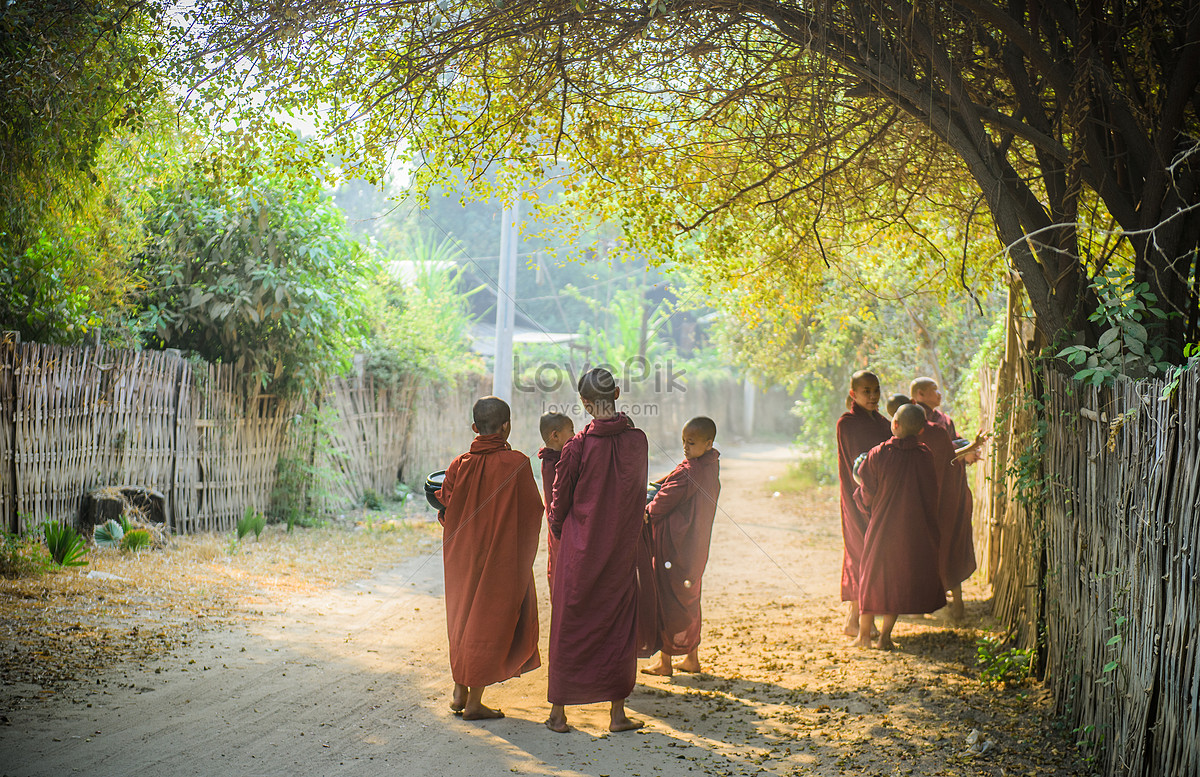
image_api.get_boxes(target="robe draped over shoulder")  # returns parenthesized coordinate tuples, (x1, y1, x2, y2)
(853, 436, 946, 615)
(646, 448, 721, 655)
(917, 421, 977, 588)
(538, 446, 561, 596)
(435, 434, 544, 687)
(547, 414, 648, 705)
(836, 404, 892, 601)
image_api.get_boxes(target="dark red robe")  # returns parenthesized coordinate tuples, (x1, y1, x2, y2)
(547, 413, 648, 705)
(647, 448, 721, 655)
(538, 446, 561, 596)
(918, 405, 976, 587)
(853, 436, 946, 615)
(836, 403, 892, 601)
(435, 434, 544, 687)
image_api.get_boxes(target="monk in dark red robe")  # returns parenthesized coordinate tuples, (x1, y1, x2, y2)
(852, 404, 945, 649)
(911, 377, 979, 619)
(538, 412, 574, 599)
(435, 397, 544, 720)
(641, 417, 721, 677)
(836, 370, 892, 636)
(546, 368, 647, 734)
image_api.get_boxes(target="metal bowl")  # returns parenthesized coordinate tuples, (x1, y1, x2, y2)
(646, 482, 661, 504)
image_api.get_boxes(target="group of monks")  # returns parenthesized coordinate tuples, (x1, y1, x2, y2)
(434, 367, 721, 733)
(837, 371, 985, 649)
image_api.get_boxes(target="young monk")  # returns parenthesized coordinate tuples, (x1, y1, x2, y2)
(853, 403, 945, 649)
(434, 396, 544, 720)
(888, 393, 971, 620)
(538, 411, 574, 598)
(641, 417, 722, 677)
(836, 370, 892, 637)
(545, 368, 648, 734)
(909, 377, 984, 619)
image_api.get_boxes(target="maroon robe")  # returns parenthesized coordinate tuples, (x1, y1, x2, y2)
(918, 405, 977, 587)
(647, 448, 721, 655)
(435, 434, 544, 687)
(920, 402, 959, 440)
(853, 436, 946, 615)
(538, 446, 561, 596)
(547, 413, 648, 705)
(836, 403, 892, 601)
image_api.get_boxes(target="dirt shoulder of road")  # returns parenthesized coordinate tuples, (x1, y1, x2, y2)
(0, 446, 1089, 777)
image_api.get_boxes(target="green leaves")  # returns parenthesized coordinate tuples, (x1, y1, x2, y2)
(42, 523, 88, 568)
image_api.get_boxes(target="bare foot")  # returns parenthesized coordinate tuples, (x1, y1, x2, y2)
(450, 683, 467, 713)
(949, 602, 966, 622)
(843, 620, 859, 637)
(675, 659, 702, 673)
(876, 636, 896, 651)
(544, 716, 569, 734)
(462, 704, 505, 720)
(640, 662, 672, 677)
(609, 716, 644, 732)
(851, 635, 873, 649)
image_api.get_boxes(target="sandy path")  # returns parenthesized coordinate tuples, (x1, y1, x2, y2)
(0, 444, 1077, 776)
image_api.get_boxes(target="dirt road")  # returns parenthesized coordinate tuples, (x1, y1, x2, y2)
(0, 444, 1079, 776)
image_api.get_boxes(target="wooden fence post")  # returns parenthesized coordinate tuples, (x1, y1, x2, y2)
(1, 331, 18, 534)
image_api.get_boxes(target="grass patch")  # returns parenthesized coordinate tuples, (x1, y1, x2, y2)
(770, 457, 834, 492)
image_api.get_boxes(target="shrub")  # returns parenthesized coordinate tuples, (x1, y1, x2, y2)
(362, 489, 383, 511)
(120, 528, 151, 552)
(94, 519, 125, 548)
(42, 522, 88, 567)
(0, 530, 52, 578)
(236, 507, 267, 540)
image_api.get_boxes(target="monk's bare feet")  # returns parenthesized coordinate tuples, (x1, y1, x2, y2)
(843, 619, 859, 638)
(462, 704, 504, 720)
(876, 636, 897, 651)
(609, 716, 644, 732)
(640, 661, 672, 677)
(676, 659, 702, 673)
(450, 683, 467, 713)
(851, 634, 873, 649)
(545, 713, 569, 733)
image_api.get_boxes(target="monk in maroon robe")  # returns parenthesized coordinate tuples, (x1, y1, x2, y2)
(538, 411, 574, 599)
(836, 370, 892, 636)
(852, 404, 945, 649)
(641, 417, 721, 677)
(911, 377, 980, 619)
(435, 397, 544, 720)
(546, 368, 647, 734)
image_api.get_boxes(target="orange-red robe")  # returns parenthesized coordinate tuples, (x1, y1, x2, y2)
(917, 404, 976, 587)
(538, 446, 561, 596)
(836, 403, 892, 601)
(435, 433, 544, 688)
(853, 436, 945, 615)
(647, 448, 721, 656)
(547, 413, 648, 705)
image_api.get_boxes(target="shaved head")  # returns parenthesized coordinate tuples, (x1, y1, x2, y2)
(910, 377, 937, 395)
(684, 416, 717, 443)
(472, 396, 510, 435)
(539, 411, 572, 442)
(894, 404, 927, 437)
(578, 367, 618, 403)
(886, 393, 910, 417)
(851, 369, 880, 390)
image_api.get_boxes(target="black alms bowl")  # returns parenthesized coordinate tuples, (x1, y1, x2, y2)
(646, 482, 661, 505)
(425, 470, 447, 510)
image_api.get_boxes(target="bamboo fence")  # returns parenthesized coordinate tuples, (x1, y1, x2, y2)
(1, 340, 786, 534)
(980, 336, 1200, 775)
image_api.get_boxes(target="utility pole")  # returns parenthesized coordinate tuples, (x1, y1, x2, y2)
(492, 199, 519, 402)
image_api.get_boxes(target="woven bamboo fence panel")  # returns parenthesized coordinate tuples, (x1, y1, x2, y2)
(325, 373, 419, 506)
(5, 343, 183, 533)
(981, 353, 1200, 776)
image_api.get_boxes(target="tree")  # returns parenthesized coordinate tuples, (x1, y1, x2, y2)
(182, 0, 1199, 358)
(0, 0, 167, 342)
(139, 167, 370, 396)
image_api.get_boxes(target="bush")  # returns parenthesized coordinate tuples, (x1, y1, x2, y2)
(120, 528, 151, 552)
(94, 519, 125, 548)
(236, 507, 267, 540)
(976, 636, 1034, 685)
(42, 522, 88, 567)
(362, 489, 383, 511)
(0, 530, 52, 578)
